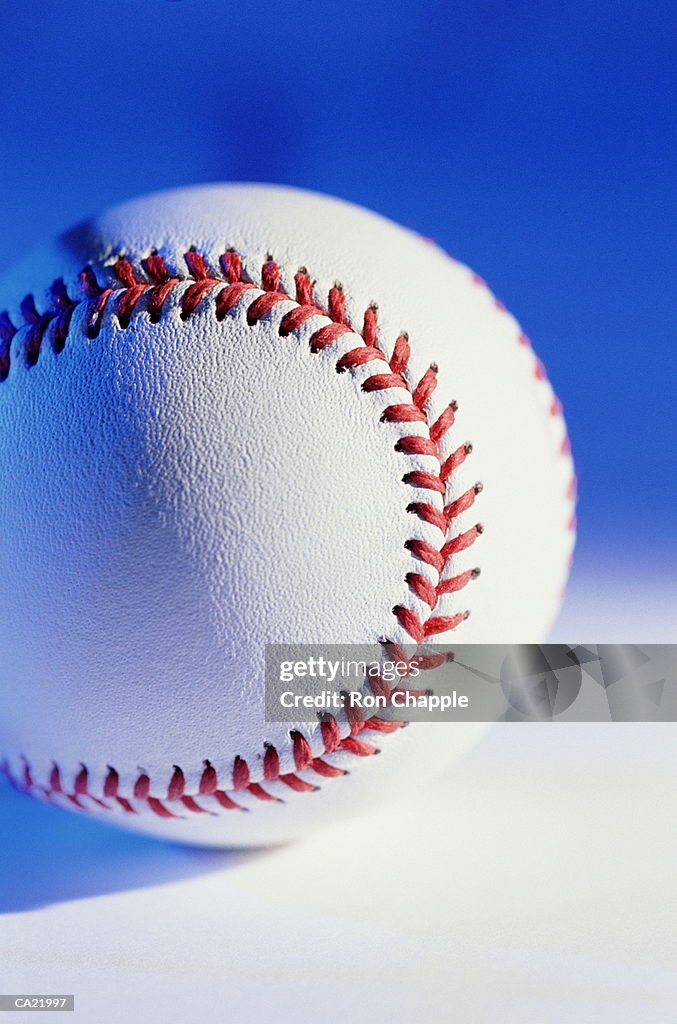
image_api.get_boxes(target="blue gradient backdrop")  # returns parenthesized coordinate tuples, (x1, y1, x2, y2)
(0, 0, 674, 580)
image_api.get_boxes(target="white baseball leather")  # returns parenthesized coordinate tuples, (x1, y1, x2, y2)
(0, 184, 574, 846)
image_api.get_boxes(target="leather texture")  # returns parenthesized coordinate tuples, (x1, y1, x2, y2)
(0, 185, 574, 845)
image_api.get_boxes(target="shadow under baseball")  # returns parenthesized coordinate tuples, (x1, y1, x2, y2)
(0, 781, 273, 912)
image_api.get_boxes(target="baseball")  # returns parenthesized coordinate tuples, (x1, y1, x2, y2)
(0, 184, 575, 846)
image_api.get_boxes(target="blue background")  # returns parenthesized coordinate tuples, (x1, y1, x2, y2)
(0, 0, 674, 583)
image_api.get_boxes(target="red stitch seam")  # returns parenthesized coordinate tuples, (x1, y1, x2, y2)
(0, 249, 513, 814)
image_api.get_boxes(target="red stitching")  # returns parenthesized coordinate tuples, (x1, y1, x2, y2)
(0, 247, 493, 814)
(441, 523, 484, 559)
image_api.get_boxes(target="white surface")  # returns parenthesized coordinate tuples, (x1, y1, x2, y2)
(0, 184, 573, 844)
(2, 718, 676, 1024)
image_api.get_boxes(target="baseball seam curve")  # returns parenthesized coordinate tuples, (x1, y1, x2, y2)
(0, 247, 573, 820)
